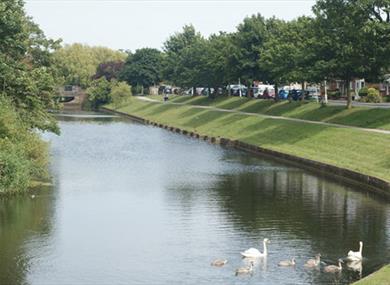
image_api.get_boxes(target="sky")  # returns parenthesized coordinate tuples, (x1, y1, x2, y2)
(25, 0, 316, 51)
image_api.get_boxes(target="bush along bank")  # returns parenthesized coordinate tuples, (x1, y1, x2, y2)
(0, 97, 50, 195)
(103, 97, 390, 197)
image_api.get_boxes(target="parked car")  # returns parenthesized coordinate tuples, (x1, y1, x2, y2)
(288, 89, 303, 101)
(183, 87, 204, 96)
(253, 85, 275, 99)
(164, 86, 172, 94)
(158, 85, 166, 95)
(201, 88, 215, 96)
(278, 89, 289, 100)
(251, 87, 263, 98)
(305, 87, 320, 101)
(227, 84, 248, 96)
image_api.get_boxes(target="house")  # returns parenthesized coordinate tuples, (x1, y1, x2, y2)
(327, 78, 389, 98)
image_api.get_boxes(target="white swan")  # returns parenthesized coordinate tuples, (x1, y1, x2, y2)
(211, 259, 227, 267)
(347, 241, 363, 261)
(235, 261, 254, 275)
(304, 254, 321, 268)
(324, 259, 343, 273)
(278, 257, 296, 267)
(240, 238, 270, 258)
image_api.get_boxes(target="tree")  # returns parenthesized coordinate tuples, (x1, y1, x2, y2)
(93, 61, 124, 81)
(119, 48, 163, 93)
(85, 77, 112, 108)
(53, 44, 126, 88)
(0, 0, 61, 192)
(162, 25, 203, 86)
(312, 0, 390, 108)
(205, 33, 234, 90)
(259, 17, 316, 101)
(110, 81, 132, 107)
(226, 14, 269, 85)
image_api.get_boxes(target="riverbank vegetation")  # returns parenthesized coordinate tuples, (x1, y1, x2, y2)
(105, 97, 390, 183)
(0, 0, 60, 194)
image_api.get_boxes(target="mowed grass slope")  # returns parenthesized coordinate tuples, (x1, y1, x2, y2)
(106, 98, 390, 183)
(353, 265, 390, 285)
(149, 95, 390, 130)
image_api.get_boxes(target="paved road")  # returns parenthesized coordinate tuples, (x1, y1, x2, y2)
(328, 100, 390, 108)
(136, 96, 390, 135)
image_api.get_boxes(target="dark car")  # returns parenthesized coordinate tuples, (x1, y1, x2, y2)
(288, 89, 303, 101)
(164, 87, 172, 94)
(158, 86, 166, 95)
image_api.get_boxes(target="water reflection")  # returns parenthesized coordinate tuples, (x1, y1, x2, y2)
(0, 187, 53, 285)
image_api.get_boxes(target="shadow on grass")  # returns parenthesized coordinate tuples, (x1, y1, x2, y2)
(328, 108, 390, 130)
(180, 109, 231, 129)
(239, 118, 330, 146)
(216, 97, 252, 110)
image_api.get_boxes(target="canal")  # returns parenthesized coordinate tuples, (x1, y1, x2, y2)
(0, 112, 389, 284)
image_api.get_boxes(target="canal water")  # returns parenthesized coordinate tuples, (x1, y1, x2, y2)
(0, 112, 389, 285)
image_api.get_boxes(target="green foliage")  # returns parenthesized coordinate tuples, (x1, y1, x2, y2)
(86, 77, 113, 108)
(361, 87, 382, 103)
(110, 81, 132, 107)
(0, 0, 61, 193)
(227, 14, 269, 83)
(53, 43, 126, 88)
(120, 48, 163, 89)
(328, 90, 341, 99)
(358, 86, 369, 97)
(260, 17, 317, 89)
(0, 96, 49, 194)
(311, 0, 390, 107)
(162, 25, 203, 86)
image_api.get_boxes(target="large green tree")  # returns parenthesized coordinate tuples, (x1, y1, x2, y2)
(53, 43, 126, 88)
(162, 25, 203, 86)
(226, 14, 269, 85)
(312, 0, 390, 108)
(260, 17, 316, 101)
(119, 48, 163, 92)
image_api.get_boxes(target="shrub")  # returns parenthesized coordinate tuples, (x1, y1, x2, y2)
(360, 88, 382, 103)
(0, 97, 49, 193)
(358, 86, 369, 97)
(110, 81, 132, 107)
(328, 90, 341, 99)
(86, 77, 112, 109)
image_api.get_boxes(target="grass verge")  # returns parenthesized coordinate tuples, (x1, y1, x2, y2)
(149, 95, 390, 130)
(105, 97, 390, 185)
(353, 265, 390, 285)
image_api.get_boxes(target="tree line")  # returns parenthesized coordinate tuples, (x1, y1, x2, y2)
(99, 0, 389, 109)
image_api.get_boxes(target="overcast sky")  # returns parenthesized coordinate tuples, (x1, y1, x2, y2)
(25, 0, 315, 51)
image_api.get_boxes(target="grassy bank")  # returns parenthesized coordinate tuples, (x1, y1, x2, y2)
(150, 95, 390, 130)
(353, 265, 390, 285)
(105, 97, 390, 185)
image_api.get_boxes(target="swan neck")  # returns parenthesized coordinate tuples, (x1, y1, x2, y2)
(359, 242, 363, 254)
(263, 241, 268, 255)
